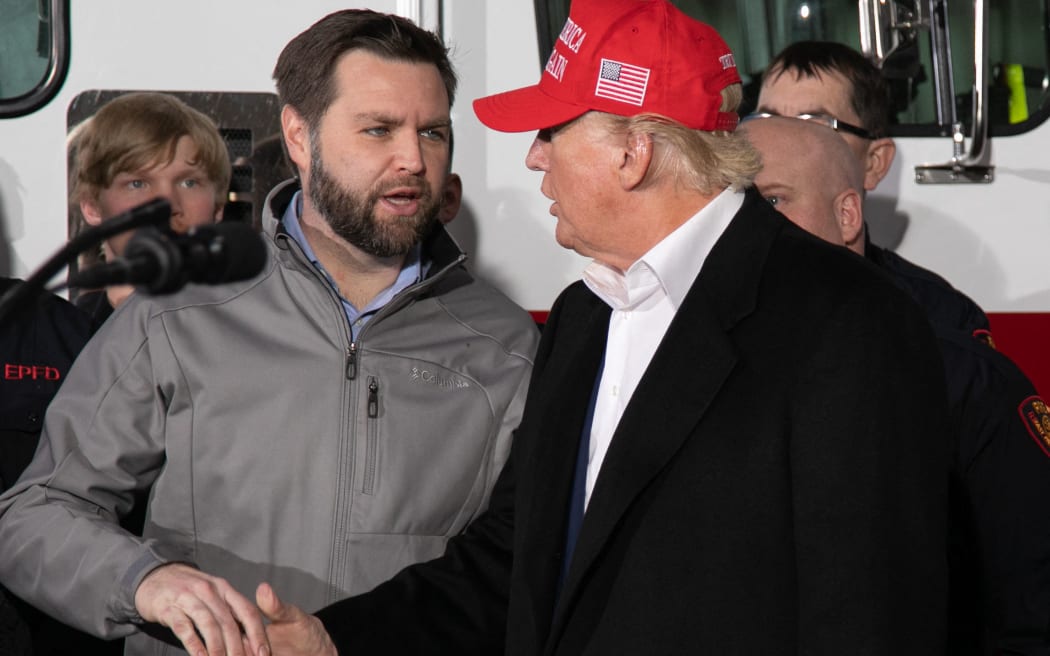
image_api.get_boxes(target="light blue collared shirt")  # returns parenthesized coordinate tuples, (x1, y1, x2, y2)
(281, 190, 426, 339)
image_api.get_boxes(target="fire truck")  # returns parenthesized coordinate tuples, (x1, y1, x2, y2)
(0, 0, 1047, 391)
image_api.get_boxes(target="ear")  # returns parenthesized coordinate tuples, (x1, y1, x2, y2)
(212, 203, 225, 223)
(834, 188, 865, 250)
(281, 105, 311, 177)
(618, 130, 653, 191)
(80, 197, 104, 227)
(862, 137, 895, 191)
(437, 173, 463, 225)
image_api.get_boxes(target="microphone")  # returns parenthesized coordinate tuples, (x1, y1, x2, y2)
(69, 222, 267, 295)
(0, 198, 172, 323)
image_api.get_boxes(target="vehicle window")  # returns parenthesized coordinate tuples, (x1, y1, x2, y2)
(0, 0, 69, 118)
(535, 0, 1050, 136)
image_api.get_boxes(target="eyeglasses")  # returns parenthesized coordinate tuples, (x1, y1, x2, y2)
(741, 111, 875, 140)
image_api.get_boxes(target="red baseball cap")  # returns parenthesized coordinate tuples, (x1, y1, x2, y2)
(473, 0, 741, 133)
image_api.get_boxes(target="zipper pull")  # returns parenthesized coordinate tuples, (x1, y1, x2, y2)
(346, 343, 358, 380)
(367, 378, 379, 418)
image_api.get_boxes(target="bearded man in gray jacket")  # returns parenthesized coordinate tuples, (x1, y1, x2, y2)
(0, 9, 538, 656)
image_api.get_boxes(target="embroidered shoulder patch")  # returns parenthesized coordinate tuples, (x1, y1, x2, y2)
(972, 329, 996, 349)
(1019, 395, 1050, 457)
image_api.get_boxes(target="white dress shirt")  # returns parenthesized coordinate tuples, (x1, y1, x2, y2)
(580, 188, 744, 508)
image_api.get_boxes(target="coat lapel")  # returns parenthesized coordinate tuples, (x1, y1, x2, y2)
(547, 190, 783, 644)
(516, 287, 611, 645)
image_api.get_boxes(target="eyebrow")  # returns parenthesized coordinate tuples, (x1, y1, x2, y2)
(754, 181, 794, 194)
(354, 112, 399, 124)
(354, 112, 451, 130)
(114, 156, 212, 177)
(755, 104, 834, 118)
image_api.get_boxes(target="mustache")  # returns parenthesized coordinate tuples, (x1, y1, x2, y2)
(372, 177, 431, 198)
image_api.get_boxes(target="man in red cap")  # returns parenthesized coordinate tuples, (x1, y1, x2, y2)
(259, 1, 949, 653)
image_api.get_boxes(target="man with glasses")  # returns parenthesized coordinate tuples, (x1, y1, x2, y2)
(753, 40, 989, 337)
(747, 65, 1050, 656)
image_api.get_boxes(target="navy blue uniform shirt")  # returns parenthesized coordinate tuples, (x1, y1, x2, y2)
(866, 244, 1050, 654)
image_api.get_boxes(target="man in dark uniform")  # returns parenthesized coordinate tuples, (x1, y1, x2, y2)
(755, 41, 990, 337)
(941, 330, 1050, 655)
(0, 278, 90, 655)
(0, 278, 110, 655)
(743, 113, 1050, 655)
(0, 279, 91, 492)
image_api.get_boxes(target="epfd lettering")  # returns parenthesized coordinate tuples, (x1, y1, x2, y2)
(4, 364, 60, 380)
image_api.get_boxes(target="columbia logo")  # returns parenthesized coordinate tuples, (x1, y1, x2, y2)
(410, 367, 471, 390)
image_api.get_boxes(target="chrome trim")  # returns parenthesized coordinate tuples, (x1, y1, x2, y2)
(915, 0, 995, 183)
(927, 0, 957, 126)
(0, 0, 70, 119)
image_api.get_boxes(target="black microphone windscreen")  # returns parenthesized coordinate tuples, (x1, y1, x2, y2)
(184, 222, 267, 285)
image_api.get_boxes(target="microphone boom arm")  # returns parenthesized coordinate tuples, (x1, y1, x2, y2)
(0, 198, 171, 323)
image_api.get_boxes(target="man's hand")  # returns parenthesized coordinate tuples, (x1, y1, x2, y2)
(257, 582, 337, 656)
(134, 562, 270, 656)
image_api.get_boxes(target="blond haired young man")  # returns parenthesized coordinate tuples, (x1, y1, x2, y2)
(69, 92, 231, 325)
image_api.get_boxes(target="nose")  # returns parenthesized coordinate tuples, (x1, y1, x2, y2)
(525, 131, 551, 172)
(161, 187, 188, 232)
(395, 131, 426, 175)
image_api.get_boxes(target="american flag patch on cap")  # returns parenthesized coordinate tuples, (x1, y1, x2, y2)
(594, 58, 650, 106)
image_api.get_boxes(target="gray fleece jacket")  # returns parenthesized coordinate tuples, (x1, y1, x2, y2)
(0, 180, 538, 654)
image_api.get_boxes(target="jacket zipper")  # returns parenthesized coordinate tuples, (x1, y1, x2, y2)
(345, 342, 358, 380)
(276, 209, 464, 599)
(363, 377, 380, 494)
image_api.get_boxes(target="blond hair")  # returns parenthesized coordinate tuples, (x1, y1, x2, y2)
(69, 92, 231, 207)
(604, 84, 761, 195)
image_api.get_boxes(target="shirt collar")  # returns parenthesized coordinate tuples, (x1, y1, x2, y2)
(584, 188, 744, 311)
(280, 190, 424, 309)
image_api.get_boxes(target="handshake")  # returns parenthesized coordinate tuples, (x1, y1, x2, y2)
(135, 563, 336, 656)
